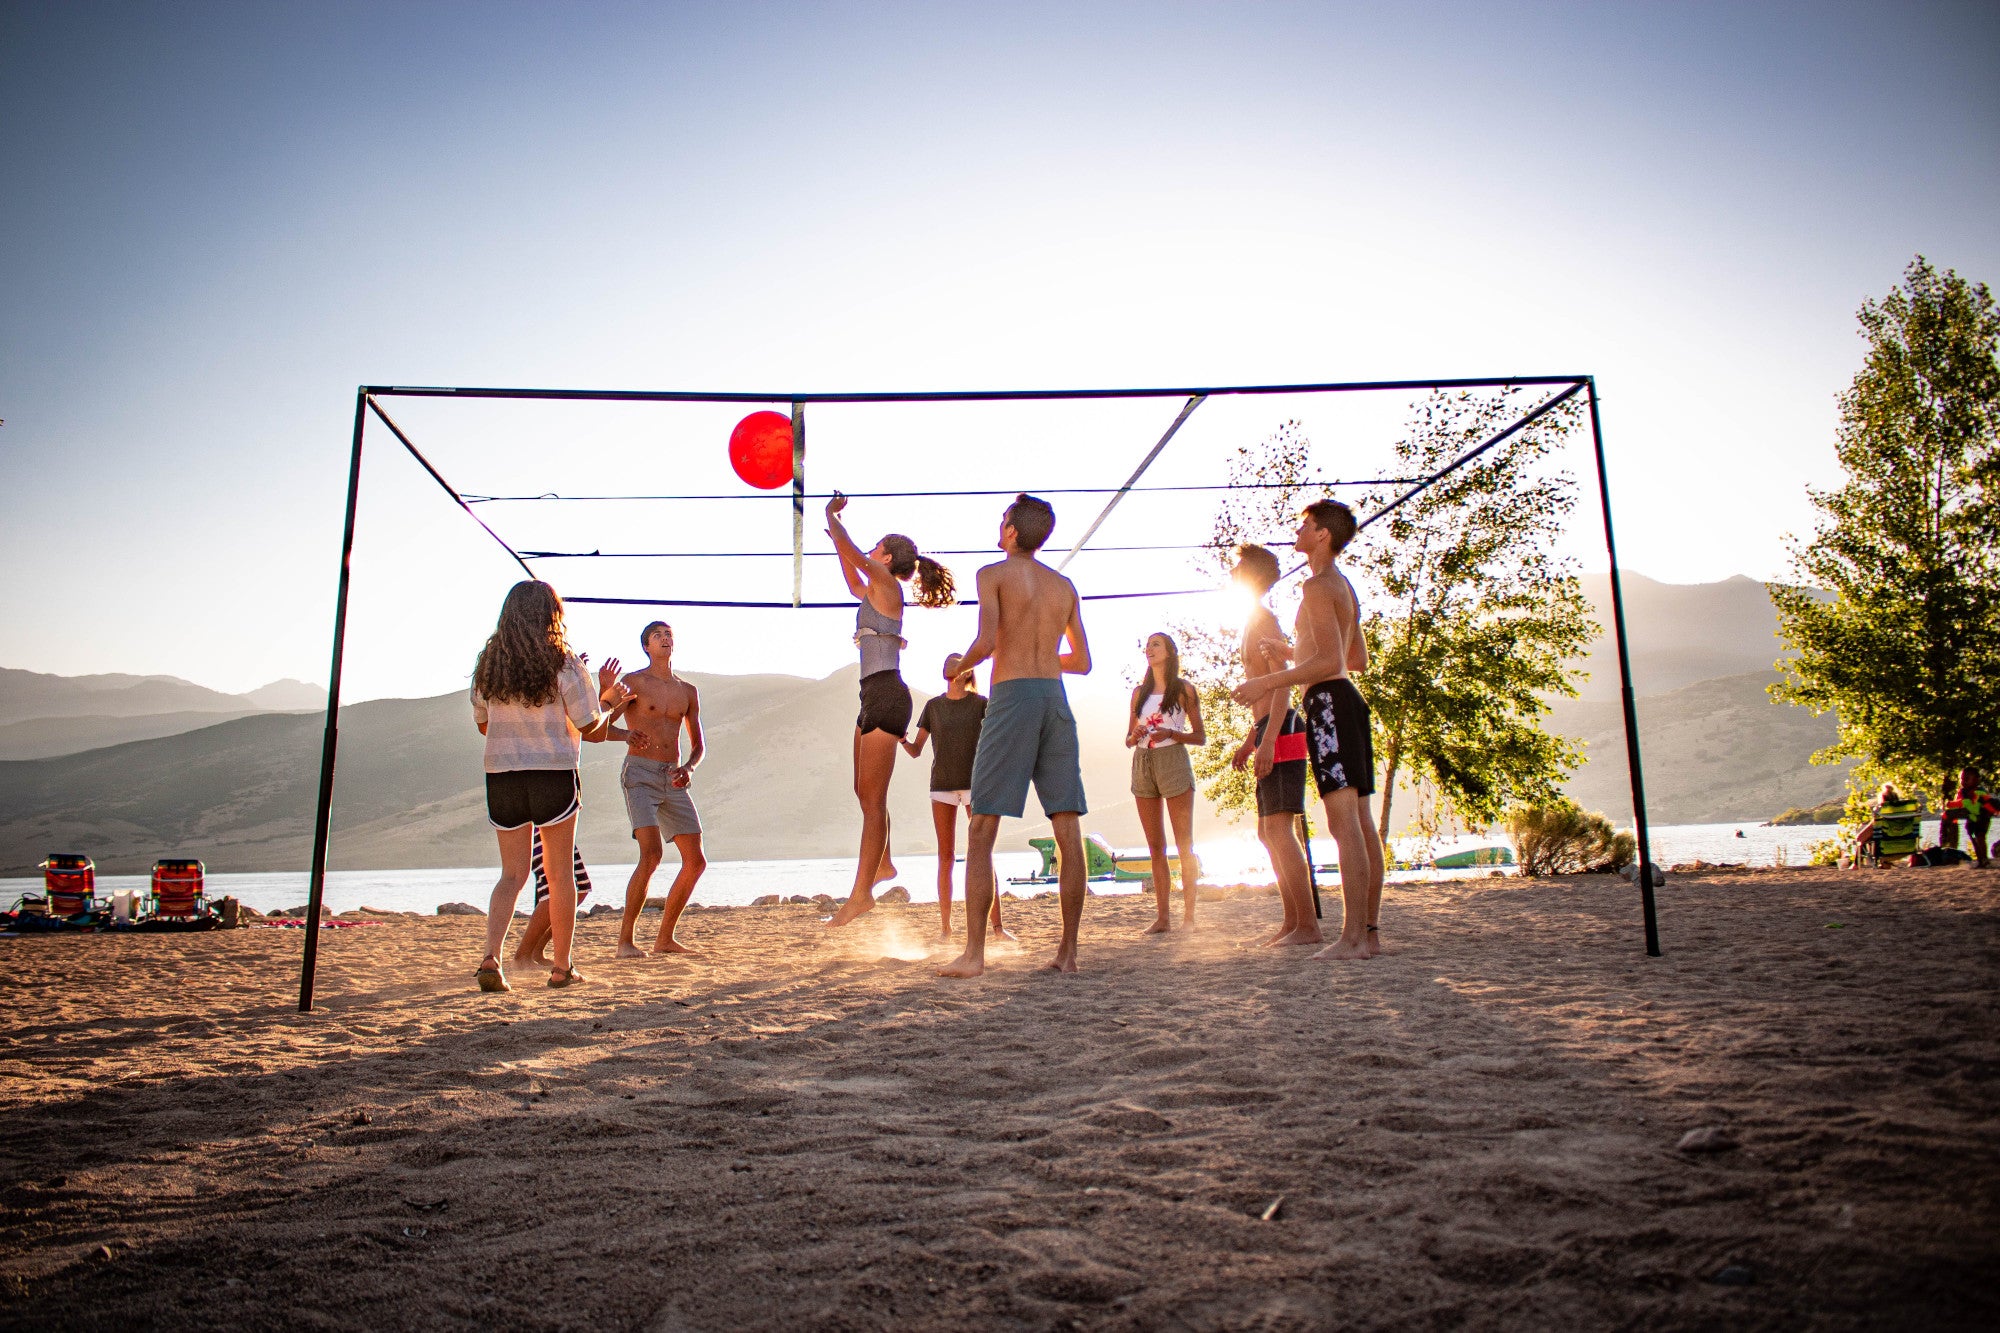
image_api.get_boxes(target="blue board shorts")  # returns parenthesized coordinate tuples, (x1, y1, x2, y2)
(969, 678, 1087, 819)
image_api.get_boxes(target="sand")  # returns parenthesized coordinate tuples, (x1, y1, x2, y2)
(2, 867, 1995, 1330)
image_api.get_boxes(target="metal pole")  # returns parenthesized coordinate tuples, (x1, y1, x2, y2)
(363, 374, 1595, 406)
(1056, 394, 1206, 571)
(366, 397, 533, 577)
(1299, 810, 1322, 919)
(791, 402, 806, 608)
(1587, 379, 1661, 956)
(299, 389, 369, 1010)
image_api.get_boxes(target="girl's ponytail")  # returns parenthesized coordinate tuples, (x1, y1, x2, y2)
(912, 555, 956, 608)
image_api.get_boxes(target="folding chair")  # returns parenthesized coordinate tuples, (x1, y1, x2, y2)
(41, 853, 98, 919)
(149, 859, 210, 919)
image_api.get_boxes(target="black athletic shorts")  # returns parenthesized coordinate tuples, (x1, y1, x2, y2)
(857, 669, 913, 736)
(1252, 710, 1308, 817)
(485, 769, 580, 831)
(1301, 679, 1375, 798)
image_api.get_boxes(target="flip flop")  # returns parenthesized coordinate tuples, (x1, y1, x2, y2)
(477, 959, 510, 993)
(547, 965, 585, 989)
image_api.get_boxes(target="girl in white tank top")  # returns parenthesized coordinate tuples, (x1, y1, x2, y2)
(1125, 631, 1207, 932)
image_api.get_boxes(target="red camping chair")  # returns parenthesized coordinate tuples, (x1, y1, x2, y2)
(149, 859, 209, 919)
(41, 854, 98, 918)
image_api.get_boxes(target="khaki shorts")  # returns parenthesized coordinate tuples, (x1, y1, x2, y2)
(622, 755, 702, 838)
(1130, 743, 1195, 800)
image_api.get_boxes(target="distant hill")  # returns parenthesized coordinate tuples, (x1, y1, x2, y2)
(0, 668, 1172, 875)
(0, 662, 1846, 875)
(242, 679, 326, 711)
(1547, 671, 1849, 824)
(0, 574, 1858, 870)
(1573, 573, 1802, 700)
(0, 710, 269, 761)
(0, 667, 322, 727)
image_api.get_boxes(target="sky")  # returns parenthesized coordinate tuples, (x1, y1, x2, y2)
(2, 0, 1996, 703)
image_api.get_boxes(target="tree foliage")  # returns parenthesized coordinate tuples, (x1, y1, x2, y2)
(1770, 256, 2000, 799)
(1504, 799, 1635, 877)
(1351, 389, 1594, 837)
(1177, 421, 1325, 818)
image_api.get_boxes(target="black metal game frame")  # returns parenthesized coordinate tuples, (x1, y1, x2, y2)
(297, 376, 1660, 1010)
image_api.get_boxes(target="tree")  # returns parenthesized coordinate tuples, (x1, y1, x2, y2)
(1176, 394, 1594, 844)
(1351, 389, 1594, 839)
(1770, 256, 2000, 800)
(1177, 421, 1325, 817)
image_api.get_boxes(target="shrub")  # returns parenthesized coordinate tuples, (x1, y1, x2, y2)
(1504, 799, 1636, 877)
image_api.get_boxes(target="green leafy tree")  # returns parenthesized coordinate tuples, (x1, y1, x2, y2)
(1352, 389, 1595, 839)
(1770, 256, 2000, 806)
(1175, 421, 1325, 819)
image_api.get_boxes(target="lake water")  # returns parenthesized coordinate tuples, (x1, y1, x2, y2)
(0, 821, 1875, 916)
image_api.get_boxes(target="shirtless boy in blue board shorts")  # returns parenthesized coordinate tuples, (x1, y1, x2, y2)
(938, 493, 1094, 978)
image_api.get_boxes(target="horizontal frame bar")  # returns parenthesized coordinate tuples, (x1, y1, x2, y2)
(567, 587, 1220, 610)
(364, 376, 1590, 405)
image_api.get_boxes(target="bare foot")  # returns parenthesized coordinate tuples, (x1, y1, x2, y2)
(1311, 938, 1371, 961)
(935, 928, 955, 943)
(1282, 927, 1325, 946)
(937, 952, 985, 978)
(872, 860, 899, 886)
(652, 939, 701, 956)
(1181, 914, 1198, 931)
(1363, 928, 1384, 957)
(515, 948, 551, 967)
(991, 924, 1018, 943)
(1142, 918, 1171, 935)
(825, 891, 875, 928)
(615, 942, 647, 960)
(1042, 948, 1079, 973)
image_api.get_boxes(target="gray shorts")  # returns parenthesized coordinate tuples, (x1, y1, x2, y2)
(969, 678, 1087, 819)
(622, 755, 702, 839)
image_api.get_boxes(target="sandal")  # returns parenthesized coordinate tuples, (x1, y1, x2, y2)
(547, 965, 585, 989)
(476, 957, 510, 993)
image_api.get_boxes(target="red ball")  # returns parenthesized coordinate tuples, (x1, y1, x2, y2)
(728, 411, 795, 490)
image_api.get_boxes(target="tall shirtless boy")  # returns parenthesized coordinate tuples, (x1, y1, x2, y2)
(939, 494, 1093, 978)
(1233, 500, 1385, 960)
(1226, 544, 1320, 947)
(611, 621, 708, 957)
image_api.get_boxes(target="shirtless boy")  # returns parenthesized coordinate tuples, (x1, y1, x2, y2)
(1233, 500, 1385, 960)
(612, 621, 708, 956)
(1226, 544, 1320, 947)
(939, 494, 1093, 978)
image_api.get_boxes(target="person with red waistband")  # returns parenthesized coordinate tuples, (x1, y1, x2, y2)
(1227, 543, 1319, 946)
(1233, 499, 1385, 961)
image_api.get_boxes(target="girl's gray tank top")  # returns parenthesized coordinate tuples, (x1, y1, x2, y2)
(856, 598, 904, 676)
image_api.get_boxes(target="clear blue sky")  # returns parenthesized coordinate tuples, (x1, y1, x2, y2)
(3, 0, 1996, 701)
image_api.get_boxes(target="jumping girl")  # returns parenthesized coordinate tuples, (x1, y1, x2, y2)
(823, 492, 956, 927)
(470, 580, 630, 990)
(1127, 631, 1206, 933)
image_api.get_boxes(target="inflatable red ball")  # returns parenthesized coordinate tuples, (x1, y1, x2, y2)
(728, 411, 795, 490)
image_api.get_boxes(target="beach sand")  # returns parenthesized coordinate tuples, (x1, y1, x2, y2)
(2, 868, 1995, 1330)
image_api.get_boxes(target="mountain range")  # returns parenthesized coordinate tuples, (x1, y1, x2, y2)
(0, 669, 323, 760)
(0, 575, 1845, 874)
